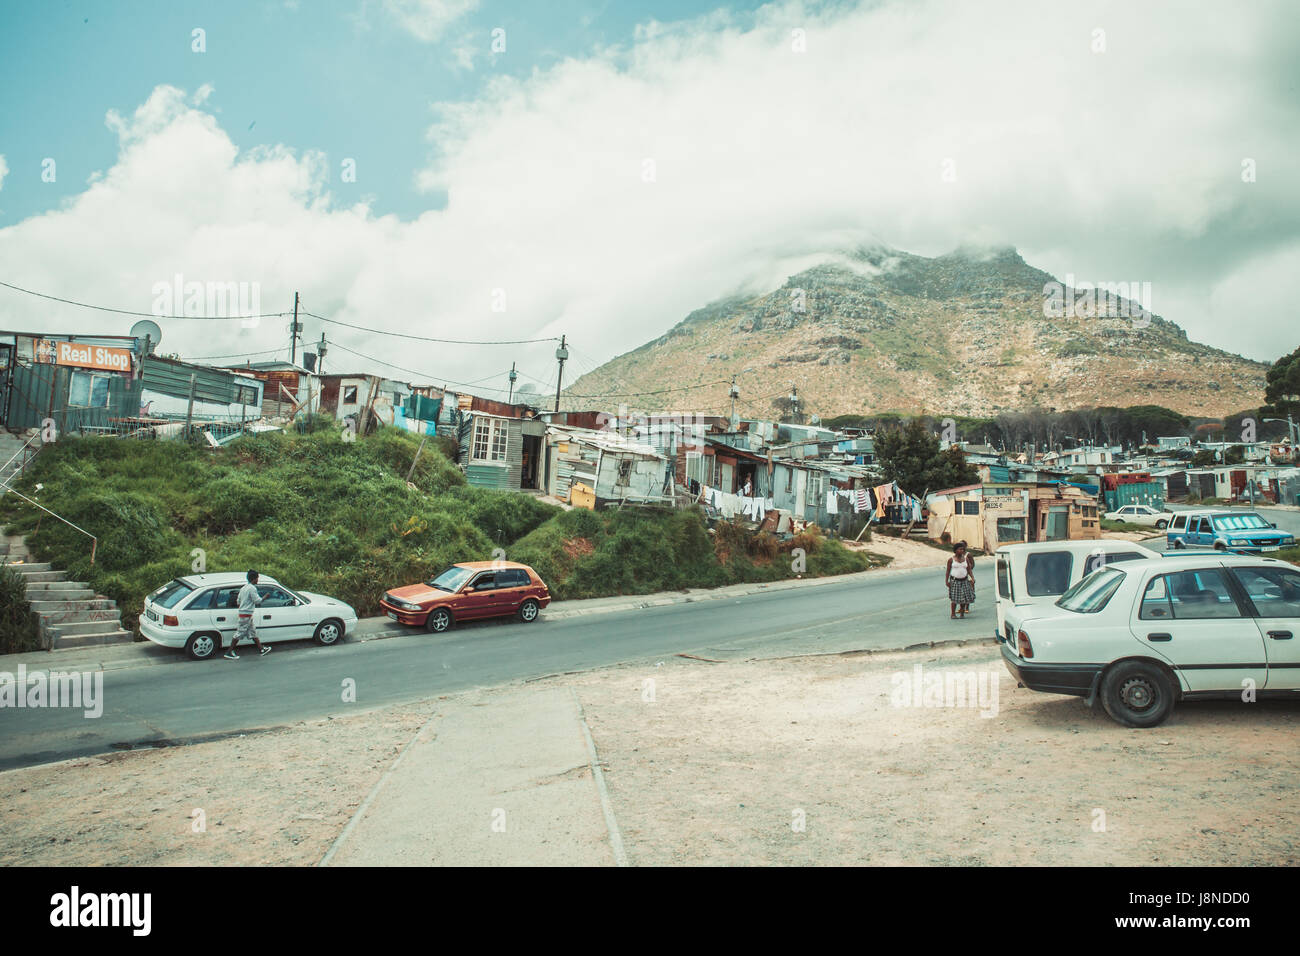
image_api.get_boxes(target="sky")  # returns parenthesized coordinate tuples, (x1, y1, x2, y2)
(0, 0, 1297, 404)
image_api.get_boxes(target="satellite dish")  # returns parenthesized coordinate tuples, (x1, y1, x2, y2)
(130, 319, 163, 354)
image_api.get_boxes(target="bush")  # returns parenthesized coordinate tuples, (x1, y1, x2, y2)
(0, 565, 42, 654)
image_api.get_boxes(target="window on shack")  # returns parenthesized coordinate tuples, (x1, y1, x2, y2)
(472, 418, 509, 463)
(68, 371, 111, 408)
(343, 385, 358, 404)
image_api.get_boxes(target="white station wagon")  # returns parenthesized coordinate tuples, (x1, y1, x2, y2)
(995, 540, 1162, 647)
(1001, 554, 1300, 726)
(140, 572, 359, 660)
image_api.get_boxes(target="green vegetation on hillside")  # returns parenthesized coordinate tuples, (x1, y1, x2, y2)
(0, 425, 881, 631)
(0, 565, 42, 655)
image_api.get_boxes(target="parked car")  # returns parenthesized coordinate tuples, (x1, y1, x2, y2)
(1166, 510, 1295, 552)
(379, 561, 551, 632)
(140, 572, 359, 660)
(1001, 554, 1300, 727)
(995, 540, 1162, 646)
(1102, 503, 1173, 528)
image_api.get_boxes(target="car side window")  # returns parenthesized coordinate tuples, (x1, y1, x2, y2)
(1025, 552, 1072, 596)
(1231, 567, 1300, 618)
(257, 585, 296, 608)
(471, 573, 496, 590)
(1145, 569, 1242, 620)
(215, 587, 240, 609)
(501, 569, 526, 588)
(1171, 515, 1185, 531)
(186, 589, 217, 610)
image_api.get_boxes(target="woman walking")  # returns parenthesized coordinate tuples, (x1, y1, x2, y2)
(946, 540, 975, 618)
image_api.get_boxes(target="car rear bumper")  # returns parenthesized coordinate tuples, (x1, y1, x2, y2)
(1000, 644, 1101, 698)
(138, 618, 186, 648)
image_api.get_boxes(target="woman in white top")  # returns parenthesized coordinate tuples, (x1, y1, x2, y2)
(945, 540, 975, 619)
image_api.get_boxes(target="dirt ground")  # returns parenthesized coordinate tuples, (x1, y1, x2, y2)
(0, 706, 428, 866)
(572, 645, 1300, 866)
(2, 645, 1295, 866)
(846, 534, 952, 569)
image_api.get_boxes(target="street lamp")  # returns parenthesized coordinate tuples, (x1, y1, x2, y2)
(1263, 415, 1298, 445)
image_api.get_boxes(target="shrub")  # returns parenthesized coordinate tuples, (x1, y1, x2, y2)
(0, 565, 42, 654)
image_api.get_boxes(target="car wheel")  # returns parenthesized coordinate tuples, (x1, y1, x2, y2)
(186, 631, 220, 661)
(1100, 661, 1175, 728)
(426, 607, 453, 633)
(1156, 519, 1168, 530)
(1214, 541, 1226, 551)
(313, 618, 343, 646)
(1172, 538, 1185, 549)
(518, 598, 540, 623)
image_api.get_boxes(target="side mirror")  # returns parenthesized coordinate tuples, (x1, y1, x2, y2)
(463, 586, 475, 594)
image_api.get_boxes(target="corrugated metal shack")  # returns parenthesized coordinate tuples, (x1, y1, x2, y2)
(544, 425, 670, 506)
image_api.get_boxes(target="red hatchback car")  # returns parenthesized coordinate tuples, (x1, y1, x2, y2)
(379, 561, 551, 633)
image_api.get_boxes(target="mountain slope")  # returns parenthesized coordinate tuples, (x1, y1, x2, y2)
(566, 246, 1267, 418)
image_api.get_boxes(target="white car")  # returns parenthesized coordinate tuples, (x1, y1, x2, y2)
(139, 572, 359, 660)
(1001, 554, 1300, 727)
(995, 540, 1162, 647)
(1103, 503, 1173, 528)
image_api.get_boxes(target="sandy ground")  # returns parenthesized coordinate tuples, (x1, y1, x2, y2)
(3, 645, 1295, 866)
(0, 706, 428, 866)
(845, 534, 951, 569)
(571, 645, 1300, 866)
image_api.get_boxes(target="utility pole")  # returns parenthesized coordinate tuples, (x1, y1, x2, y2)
(289, 292, 301, 366)
(729, 376, 739, 427)
(553, 335, 568, 413)
(508, 362, 517, 404)
(315, 332, 327, 375)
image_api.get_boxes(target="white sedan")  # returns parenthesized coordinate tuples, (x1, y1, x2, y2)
(1001, 554, 1300, 727)
(140, 572, 359, 660)
(1102, 503, 1173, 528)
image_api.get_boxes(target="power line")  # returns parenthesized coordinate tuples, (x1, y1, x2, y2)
(176, 347, 287, 362)
(326, 342, 519, 396)
(302, 311, 560, 346)
(563, 379, 733, 400)
(0, 278, 289, 320)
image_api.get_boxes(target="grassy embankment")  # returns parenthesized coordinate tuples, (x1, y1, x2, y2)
(0, 424, 885, 632)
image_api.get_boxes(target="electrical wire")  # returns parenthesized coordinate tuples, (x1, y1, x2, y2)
(0, 279, 290, 320)
(326, 342, 519, 395)
(302, 311, 560, 346)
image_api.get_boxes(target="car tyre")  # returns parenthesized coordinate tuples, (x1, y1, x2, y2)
(1156, 519, 1168, 530)
(426, 607, 453, 633)
(1100, 661, 1175, 728)
(185, 631, 220, 661)
(1172, 538, 1185, 549)
(314, 618, 344, 646)
(1213, 541, 1226, 551)
(518, 598, 540, 623)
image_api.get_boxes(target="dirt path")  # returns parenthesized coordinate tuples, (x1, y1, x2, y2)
(846, 534, 953, 570)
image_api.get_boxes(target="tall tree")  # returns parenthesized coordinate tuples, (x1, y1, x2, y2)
(875, 419, 978, 493)
(1263, 345, 1300, 425)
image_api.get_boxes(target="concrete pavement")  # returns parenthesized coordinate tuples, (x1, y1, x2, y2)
(322, 686, 620, 867)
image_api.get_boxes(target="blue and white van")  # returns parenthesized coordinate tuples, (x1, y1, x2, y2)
(1166, 510, 1295, 553)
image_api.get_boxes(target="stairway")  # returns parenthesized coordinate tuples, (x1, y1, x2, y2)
(1, 532, 134, 650)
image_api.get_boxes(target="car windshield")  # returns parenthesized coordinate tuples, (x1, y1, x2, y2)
(1056, 567, 1126, 613)
(428, 566, 473, 592)
(1214, 514, 1270, 530)
(151, 579, 195, 609)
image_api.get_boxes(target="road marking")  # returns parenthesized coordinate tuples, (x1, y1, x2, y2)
(571, 687, 628, 867)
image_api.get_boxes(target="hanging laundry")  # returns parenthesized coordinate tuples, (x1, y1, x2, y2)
(826, 491, 838, 514)
(856, 489, 869, 512)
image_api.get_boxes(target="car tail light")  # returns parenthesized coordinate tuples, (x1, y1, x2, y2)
(1017, 629, 1033, 659)
(163, 614, 179, 627)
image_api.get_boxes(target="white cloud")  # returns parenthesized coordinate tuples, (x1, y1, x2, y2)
(0, 154, 8, 192)
(384, 0, 479, 43)
(0, 0, 1297, 406)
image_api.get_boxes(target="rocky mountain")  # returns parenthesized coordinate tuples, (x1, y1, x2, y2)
(565, 246, 1267, 419)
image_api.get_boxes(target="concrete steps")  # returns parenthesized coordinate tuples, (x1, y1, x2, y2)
(2, 529, 134, 651)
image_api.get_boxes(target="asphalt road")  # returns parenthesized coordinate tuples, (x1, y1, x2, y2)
(0, 564, 993, 770)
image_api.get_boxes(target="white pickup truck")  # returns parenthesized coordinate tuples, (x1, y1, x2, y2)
(995, 539, 1162, 646)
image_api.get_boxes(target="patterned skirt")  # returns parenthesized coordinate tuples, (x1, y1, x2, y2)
(948, 577, 976, 605)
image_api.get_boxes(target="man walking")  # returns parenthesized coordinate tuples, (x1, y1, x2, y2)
(226, 569, 272, 659)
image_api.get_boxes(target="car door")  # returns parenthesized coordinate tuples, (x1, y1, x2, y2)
(493, 568, 528, 615)
(459, 572, 500, 619)
(1132, 567, 1268, 692)
(1167, 513, 1187, 546)
(1227, 565, 1300, 690)
(256, 584, 314, 641)
(203, 586, 242, 647)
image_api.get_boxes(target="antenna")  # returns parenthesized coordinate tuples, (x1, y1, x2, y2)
(129, 319, 163, 354)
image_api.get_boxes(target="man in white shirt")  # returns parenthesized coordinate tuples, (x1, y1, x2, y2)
(226, 569, 271, 659)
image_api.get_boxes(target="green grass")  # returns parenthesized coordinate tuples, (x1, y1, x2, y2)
(1100, 519, 1156, 534)
(1277, 545, 1300, 566)
(0, 426, 884, 629)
